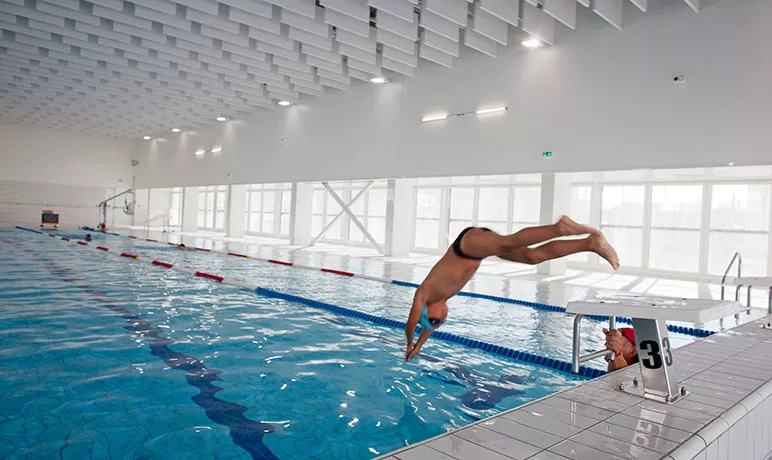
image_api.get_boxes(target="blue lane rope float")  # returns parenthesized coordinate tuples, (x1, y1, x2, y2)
(392, 280, 716, 338)
(255, 287, 606, 379)
(15, 226, 44, 234)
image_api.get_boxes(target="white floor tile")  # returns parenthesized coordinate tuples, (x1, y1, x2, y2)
(427, 435, 513, 460)
(480, 417, 564, 449)
(455, 426, 542, 459)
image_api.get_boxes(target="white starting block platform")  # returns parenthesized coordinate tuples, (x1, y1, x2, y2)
(567, 295, 743, 404)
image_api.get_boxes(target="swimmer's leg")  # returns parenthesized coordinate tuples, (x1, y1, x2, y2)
(497, 233, 619, 269)
(459, 216, 597, 259)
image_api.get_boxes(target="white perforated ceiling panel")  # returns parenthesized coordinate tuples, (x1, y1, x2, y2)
(0, 0, 699, 139)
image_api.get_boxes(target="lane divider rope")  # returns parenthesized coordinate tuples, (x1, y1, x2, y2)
(18, 226, 605, 379)
(72, 226, 716, 338)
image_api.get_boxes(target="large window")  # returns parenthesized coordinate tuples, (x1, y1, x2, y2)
(601, 185, 645, 267)
(708, 184, 770, 276)
(569, 186, 593, 262)
(198, 185, 227, 230)
(477, 187, 509, 234)
(649, 185, 702, 272)
(412, 175, 542, 251)
(169, 187, 182, 227)
(512, 186, 541, 232)
(414, 188, 442, 249)
(569, 166, 772, 278)
(310, 181, 388, 246)
(245, 183, 292, 237)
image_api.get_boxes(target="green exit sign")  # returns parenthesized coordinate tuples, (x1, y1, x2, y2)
(542, 151, 553, 157)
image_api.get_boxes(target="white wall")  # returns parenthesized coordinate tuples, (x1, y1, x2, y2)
(134, 0, 772, 189)
(0, 125, 137, 227)
(0, 125, 136, 188)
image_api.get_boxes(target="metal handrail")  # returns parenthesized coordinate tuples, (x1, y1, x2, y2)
(572, 313, 616, 374)
(143, 214, 169, 233)
(720, 251, 742, 301)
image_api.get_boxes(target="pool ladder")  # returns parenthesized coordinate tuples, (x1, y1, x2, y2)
(720, 251, 772, 315)
(143, 214, 170, 234)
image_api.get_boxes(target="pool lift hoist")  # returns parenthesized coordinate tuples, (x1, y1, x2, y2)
(97, 189, 135, 232)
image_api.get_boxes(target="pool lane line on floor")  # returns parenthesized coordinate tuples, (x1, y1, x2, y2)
(83, 227, 717, 339)
(4, 234, 280, 460)
(23, 226, 605, 379)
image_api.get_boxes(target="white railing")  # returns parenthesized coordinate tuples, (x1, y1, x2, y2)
(143, 214, 170, 233)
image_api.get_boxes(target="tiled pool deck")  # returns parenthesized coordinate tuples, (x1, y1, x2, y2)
(379, 315, 772, 460)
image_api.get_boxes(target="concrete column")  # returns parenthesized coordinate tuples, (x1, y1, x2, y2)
(226, 184, 247, 238)
(537, 173, 572, 276)
(385, 178, 417, 257)
(181, 186, 198, 233)
(290, 182, 314, 245)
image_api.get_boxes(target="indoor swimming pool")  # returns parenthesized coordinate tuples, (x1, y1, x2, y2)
(1, 228, 594, 459)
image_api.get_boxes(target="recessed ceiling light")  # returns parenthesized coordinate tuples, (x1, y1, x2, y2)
(278, 100, 291, 106)
(211, 145, 222, 153)
(476, 106, 508, 115)
(171, 128, 181, 133)
(522, 38, 542, 49)
(370, 77, 387, 84)
(216, 116, 227, 121)
(422, 114, 448, 123)
(195, 149, 205, 156)
(728, 162, 735, 166)
(143, 135, 151, 140)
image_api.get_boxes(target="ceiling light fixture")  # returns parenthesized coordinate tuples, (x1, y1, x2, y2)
(211, 146, 223, 153)
(421, 114, 448, 123)
(216, 116, 227, 121)
(171, 128, 181, 133)
(278, 100, 291, 106)
(521, 38, 542, 49)
(728, 162, 735, 166)
(143, 135, 151, 140)
(195, 149, 205, 156)
(370, 77, 387, 84)
(476, 106, 508, 115)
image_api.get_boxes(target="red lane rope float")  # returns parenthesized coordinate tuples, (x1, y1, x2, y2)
(48, 234, 56, 237)
(77, 241, 88, 246)
(152, 260, 173, 268)
(196, 247, 211, 252)
(227, 252, 248, 258)
(61, 237, 70, 241)
(120, 253, 139, 259)
(321, 268, 355, 277)
(268, 259, 293, 266)
(195, 271, 224, 282)
(146, 238, 159, 242)
(96, 246, 109, 251)
(128, 236, 137, 239)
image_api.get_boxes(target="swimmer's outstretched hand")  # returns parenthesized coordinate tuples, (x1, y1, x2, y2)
(405, 343, 422, 362)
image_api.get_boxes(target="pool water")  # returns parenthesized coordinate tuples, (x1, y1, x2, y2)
(0, 229, 588, 459)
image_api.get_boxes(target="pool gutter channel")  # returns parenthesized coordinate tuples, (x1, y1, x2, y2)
(79, 227, 716, 339)
(19, 226, 605, 378)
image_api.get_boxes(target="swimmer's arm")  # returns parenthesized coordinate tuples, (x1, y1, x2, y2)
(405, 288, 429, 352)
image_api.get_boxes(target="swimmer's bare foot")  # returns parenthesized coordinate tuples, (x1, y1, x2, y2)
(590, 233, 620, 270)
(556, 215, 598, 236)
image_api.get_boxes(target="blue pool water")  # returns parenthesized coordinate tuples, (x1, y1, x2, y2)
(0, 229, 591, 459)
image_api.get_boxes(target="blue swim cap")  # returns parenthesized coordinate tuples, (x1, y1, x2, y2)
(418, 305, 433, 330)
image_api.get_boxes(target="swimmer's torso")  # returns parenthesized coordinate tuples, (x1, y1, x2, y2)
(421, 248, 482, 303)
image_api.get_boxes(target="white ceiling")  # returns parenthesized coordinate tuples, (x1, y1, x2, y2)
(0, 0, 699, 139)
